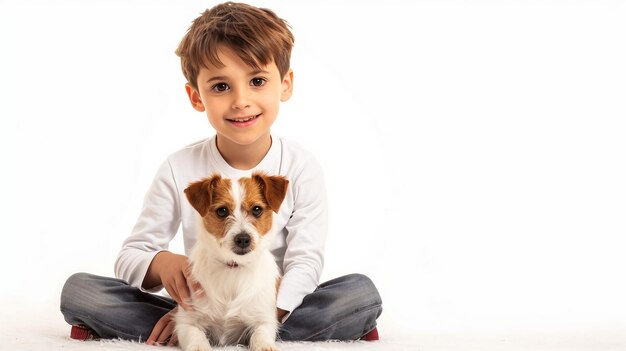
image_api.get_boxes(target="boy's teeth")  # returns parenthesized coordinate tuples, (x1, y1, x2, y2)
(231, 115, 256, 122)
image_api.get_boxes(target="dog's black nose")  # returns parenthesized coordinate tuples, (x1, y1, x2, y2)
(234, 233, 251, 249)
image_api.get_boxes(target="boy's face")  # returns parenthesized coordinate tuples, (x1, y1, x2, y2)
(186, 46, 293, 152)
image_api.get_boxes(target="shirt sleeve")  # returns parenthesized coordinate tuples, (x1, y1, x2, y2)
(114, 159, 181, 292)
(276, 157, 328, 317)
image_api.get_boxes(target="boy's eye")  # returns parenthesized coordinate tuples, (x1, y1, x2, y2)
(212, 83, 229, 92)
(250, 78, 266, 87)
(216, 207, 229, 218)
(251, 205, 263, 217)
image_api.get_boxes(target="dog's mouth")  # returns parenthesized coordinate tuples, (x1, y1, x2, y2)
(233, 247, 252, 256)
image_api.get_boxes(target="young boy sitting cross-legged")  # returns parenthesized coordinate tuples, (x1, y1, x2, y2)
(60, 2, 382, 345)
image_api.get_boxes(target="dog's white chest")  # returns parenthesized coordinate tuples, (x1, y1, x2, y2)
(185, 270, 277, 345)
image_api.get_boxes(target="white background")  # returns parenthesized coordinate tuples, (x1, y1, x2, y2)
(1, 0, 625, 337)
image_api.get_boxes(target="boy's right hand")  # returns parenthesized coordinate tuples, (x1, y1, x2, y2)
(144, 251, 201, 311)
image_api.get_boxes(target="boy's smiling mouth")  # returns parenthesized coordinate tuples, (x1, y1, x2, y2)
(226, 113, 261, 127)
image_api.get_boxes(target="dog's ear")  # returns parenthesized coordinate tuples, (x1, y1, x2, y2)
(185, 174, 222, 216)
(252, 173, 289, 213)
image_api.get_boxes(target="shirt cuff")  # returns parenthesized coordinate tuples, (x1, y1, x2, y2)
(116, 249, 166, 293)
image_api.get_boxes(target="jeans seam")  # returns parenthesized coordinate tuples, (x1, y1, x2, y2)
(302, 303, 381, 341)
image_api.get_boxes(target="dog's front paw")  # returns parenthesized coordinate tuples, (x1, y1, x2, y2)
(249, 323, 279, 351)
(177, 325, 213, 351)
(251, 344, 279, 351)
(182, 343, 212, 351)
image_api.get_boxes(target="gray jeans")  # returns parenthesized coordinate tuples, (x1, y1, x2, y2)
(60, 273, 382, 342)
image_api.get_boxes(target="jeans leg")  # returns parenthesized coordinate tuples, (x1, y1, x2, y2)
(60, 272, 176, 341)
(279, 273, 382, 341)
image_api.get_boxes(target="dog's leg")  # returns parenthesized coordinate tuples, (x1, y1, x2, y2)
(249, 322, 279, 351)
(176, 323, 212, 351)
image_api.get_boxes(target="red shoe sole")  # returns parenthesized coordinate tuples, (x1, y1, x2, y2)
(70, 325, 98, 340)
(361, 327, 379, 341)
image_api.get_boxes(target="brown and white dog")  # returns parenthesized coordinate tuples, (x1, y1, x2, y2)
(175, 172, 288, 351)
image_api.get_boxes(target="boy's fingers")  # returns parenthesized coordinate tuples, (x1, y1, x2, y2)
(156, 318, 175, 346)
(183, 263, 193, 279)
(190, 280, 204, 297)
(167, 332, 179, 346)
(175, 274, 191, 310)
(146, 313, 168, 345)
(184, 262, 204, 298)
(164, 281, 181, 307)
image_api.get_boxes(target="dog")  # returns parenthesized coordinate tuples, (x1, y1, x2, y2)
(175, 172, 288, 351)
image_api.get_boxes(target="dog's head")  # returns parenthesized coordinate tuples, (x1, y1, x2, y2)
(185, 172, 288, 266)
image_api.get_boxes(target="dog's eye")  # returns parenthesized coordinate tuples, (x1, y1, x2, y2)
(216, 207, 229, 218)
(251, 206, 263, 217)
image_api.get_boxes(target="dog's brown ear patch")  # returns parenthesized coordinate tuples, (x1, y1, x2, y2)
(185, 174, 224, 217)
(252, 172, 289, 213)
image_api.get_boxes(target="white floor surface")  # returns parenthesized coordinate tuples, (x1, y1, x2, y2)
(1, 304, 625, 351)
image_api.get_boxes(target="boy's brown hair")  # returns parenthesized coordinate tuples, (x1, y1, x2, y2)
(176, 2, 294, 90)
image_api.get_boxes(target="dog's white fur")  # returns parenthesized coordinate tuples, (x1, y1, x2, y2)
(175, 173, 287, 351)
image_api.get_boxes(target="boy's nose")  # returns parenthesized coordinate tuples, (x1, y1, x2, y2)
(231, 88, 251, 110)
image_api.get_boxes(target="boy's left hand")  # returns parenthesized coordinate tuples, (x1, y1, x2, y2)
(146, 306, 178, 346)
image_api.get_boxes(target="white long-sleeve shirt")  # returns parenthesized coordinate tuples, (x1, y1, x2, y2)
(114, 135, 328, 316)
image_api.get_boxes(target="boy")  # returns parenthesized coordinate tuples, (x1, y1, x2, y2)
(60, 2, 381, 345)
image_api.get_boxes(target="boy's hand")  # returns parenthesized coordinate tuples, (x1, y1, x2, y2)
(147, 306, 178, 346)
(277, 308, 288, 322)
(157, 252, 193, 310)
(144, 251, 201, 311)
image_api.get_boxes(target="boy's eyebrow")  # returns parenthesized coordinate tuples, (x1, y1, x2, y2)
(248, 69, 270, 76)
(206, 76, 229, 83)
(205, 70, 271, 84)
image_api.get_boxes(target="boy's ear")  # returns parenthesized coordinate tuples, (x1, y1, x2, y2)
(280, 69, 294, 102)
(185, 83, 206, 112)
